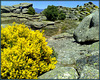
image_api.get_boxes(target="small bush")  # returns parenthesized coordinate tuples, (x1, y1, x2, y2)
(86, 12, 90, 16)
(51, 47, 58, 58)
(95, 5, 99, 8)
(79, 17, 84, 21)
(27, 7, 35, 15)
(58, 13, 66, 20)
(43, 5, 59, 21)
(1, 22, 57, 79)
(86, 8, 91, 12)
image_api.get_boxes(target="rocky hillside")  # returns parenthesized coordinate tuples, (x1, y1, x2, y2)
(1, 3, 33, 14)
(1, 2, 99, 79)
(38, 9, 99, 79)
(56, 2, 99, 21)
(1, 2, 99, 21)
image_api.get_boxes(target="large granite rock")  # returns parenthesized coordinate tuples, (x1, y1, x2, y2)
(38, 67, 79, 79)
(80, 66, 99, 79)
(1, 6, 10, 13)
(42, 21, 55, 26)
(12, 3, 32, 8)
(56, 2, 99, 21)
(76, 51, 99, 75)
(47, 33, 91, 66)
(1, 3, 33, 14)
(19, 3, 33, 8)
(47, 32, 99, 79)
(13, 9, 21, 14)
(22, 8, 28, 14)
(38, 16, 47, 22)
(73, 10, 99, 43)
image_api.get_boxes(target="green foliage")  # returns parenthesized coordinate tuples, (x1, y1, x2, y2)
(86, 8, 91, 12)
(27, 7, 35, 15)
(79, 17, 84, 21)
(43, 5, 66, 21)
(58, 12, 66, 20)
(1, 22, 57, 79)
(68, 8, 71, 10)
(43, 5, 59, 21)
(95, 5, 99, 8)
(51, 47, 58, 58)
(86, 12, 90, 16)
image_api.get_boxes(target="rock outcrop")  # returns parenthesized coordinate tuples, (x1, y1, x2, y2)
(38, 67, 79, 79)
(80, 66, 99, 79)
(39, 32, 99, 79)
(1, 2, 99, 79)
(73, 10, 99, 43)
(1, 3, 33, 14)
(56, 2, 99, 21)
(25, 21, 45, 29)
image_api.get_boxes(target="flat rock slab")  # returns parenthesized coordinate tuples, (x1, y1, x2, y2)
(47, 33, 91, 66)
(76, 51, 99, 75)
(25, 21, 45, 29)
(42, 21, 55, 25)
(1, 13, 34, 17)
(38, 67, 79, 79)
(80, 66, 99, 79)
(1, 13, 19, 17)
(12, 3, 33, 8)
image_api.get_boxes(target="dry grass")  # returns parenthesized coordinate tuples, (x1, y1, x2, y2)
(1, 17, 80, 38)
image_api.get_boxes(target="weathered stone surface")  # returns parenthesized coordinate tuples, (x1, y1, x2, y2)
(73, 10, 99, 43)
(90, 11, 99, 27)
(1, 17, 17, 23)
(38, 16, 47, 22)
(1, 13, 20, 17)
(46, 22, 55, 25)
(19, 3, 33, 8)
(2, 3, 33, 14)
(33, 14, 41, 17)
(56, 2, 99, 21)
(13, 9, 21, 14)
(80, 66, 99, 79)
(1, 13, 43, 23)
(12, 4, 20, 8)
(12, 3, 32, 8)
(22, 8, 28, 14)
(41, 21, 55, 26)
(68, 14, 78, 20)
(47, 33, 91, 66)
(47, 31, 99, 79)
(76, 50, 99, 75)
(9, 7, 16, 12)
(88, 42, 99, 51)
(25, 21, 45, 29)
(38, 67, 79, 79)
(1, 6, 10, 13)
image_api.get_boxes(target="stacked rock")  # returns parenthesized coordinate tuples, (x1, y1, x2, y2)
(1, 3, 33, 14)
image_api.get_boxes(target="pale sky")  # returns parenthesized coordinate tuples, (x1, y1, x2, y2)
(1, 1, 99, 9)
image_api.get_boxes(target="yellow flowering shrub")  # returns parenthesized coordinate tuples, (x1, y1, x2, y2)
(94, 5, 99, 8)
(86, 8, 90, 12)
(1, 22, 57, 79)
